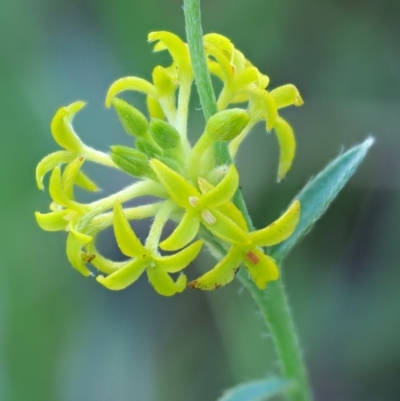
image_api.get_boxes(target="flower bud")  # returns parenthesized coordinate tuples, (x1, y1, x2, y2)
(149, 119, 181, 149)
(112, 98, 148, 138)
(135, 139, 162, 158)
(206, 108, 250, 142)
(206, 165, 229, 186)
(110, 146, 155, 179)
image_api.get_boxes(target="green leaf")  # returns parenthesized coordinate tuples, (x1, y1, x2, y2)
(217, 378, 293, 401)
(271, 137, 374, 259)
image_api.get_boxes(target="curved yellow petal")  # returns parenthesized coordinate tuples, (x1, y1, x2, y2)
(147, 264, 187, 296)
(62, 156, 85, 199)
(97, 258, 147, 290)
(204, 209, 250, 245)
(66, 229, 92, 276)
(200, 164, 239, 208)
(105, 77, 157, 107)
(113, 200, 146, 257)
(232, 49, 246, 73)
(233, 67, 259, 91)
(50, 101, 85, 152)
(203, 33, 234, 60)
(244, 248, 279, 289)
(270, 84, 304, 109)
(258, 73, 270, 89)
(274, 117, 296, 181)
(74, 171, 98, 192)
(248, 88, 278, 131)
(36, 151, 75, 190)
(85, 250, 127, 275)
(188, 247, 242, 290)
(207, 59, 224, 82)
(148, 31, 191, 76)
(152, 65, 178, 96)
(160, 210, 200, 251)
(35, 210, 69, 231)
(149, 159, 199, 208)
(49, 167, 81, 210)
(205, 43, 234, 82)
(249, 200, 300, 247)
(146, 96, 165, 120)
(230, 93, 250, 104)
(217, 202, 248, 232)
(157, 240, 203, 273)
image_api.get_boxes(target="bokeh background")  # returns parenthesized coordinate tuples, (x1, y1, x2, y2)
(1, 0, 399, 400)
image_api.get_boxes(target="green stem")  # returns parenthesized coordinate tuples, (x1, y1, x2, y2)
(183, 1, 313, 400)
(237, 269, 313, 401)
(183, 0, 217, 121)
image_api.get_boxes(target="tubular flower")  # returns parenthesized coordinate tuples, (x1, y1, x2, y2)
(188, 201, 300, 290)
(35, 31, 302, 295)
(97, 201, 202, 296)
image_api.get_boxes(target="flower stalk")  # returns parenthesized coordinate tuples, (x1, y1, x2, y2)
(183, 0, 314, 400)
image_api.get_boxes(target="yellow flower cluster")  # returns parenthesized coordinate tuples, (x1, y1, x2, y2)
(35, 31, 302, 296)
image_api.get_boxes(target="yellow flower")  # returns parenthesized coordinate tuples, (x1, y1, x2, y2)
(35, 30, 304, 295)
(36, 102, 114, 191)
(202, 33, 303, 182)
(97, 201, 202, 296)
(149, 159, 249, 250)
(189, 201, 300, 290)
(36, 155, 165, 277)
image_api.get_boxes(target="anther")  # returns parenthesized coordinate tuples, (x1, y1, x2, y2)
(189, 196, 199, 207)
(201, 209, 216, 225)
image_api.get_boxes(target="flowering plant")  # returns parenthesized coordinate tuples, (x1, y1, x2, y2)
(34, 1, 373, 400)
(35, 31, 302, 296)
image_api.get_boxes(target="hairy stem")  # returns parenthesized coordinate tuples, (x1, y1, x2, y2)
(183, 1, 313, 400)
(183, 0, 217, 121)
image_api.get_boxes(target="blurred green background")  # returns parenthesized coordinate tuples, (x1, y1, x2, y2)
(1, 0, 399, 400)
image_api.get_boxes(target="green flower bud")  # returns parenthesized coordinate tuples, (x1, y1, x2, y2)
(206, 108, 250, 142)
(149, 119, 181, 149)
(112, 98, 148, 138)
(136, 139, 163, 158)
(206, 165, 229, 185)
(110, 145, 155, 179)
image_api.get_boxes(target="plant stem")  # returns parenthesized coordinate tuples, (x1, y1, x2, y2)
(183, 1, 313, 400)
(237, 269, 313, 401)
(183, 0, 217, 121)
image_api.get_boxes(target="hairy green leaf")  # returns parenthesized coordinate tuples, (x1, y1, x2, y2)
(271, 137, 374, 259)
(217, 378, 293, 401)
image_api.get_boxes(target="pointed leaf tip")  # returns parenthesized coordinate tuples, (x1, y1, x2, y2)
(271, 137, 374, 260)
